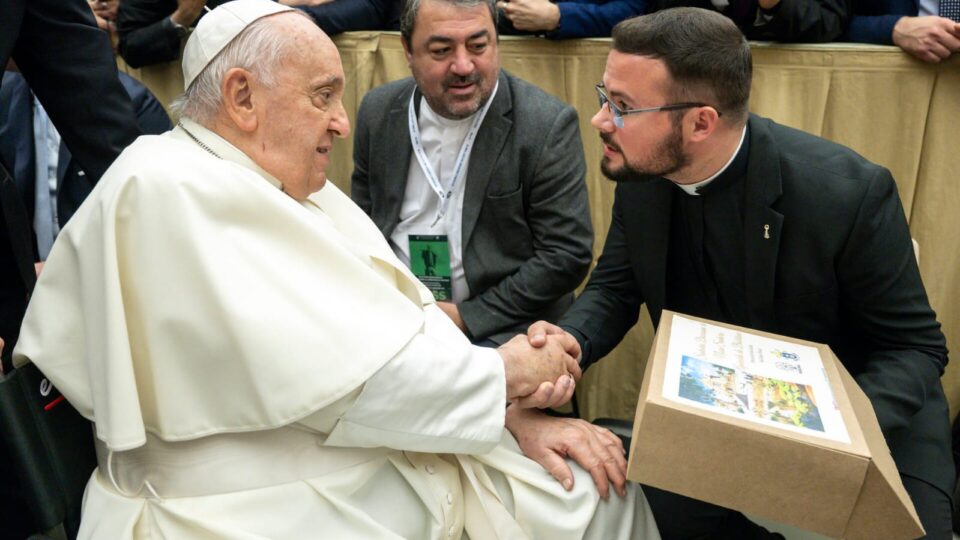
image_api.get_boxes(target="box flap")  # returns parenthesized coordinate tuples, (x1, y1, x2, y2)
(834, 353, 924, 539)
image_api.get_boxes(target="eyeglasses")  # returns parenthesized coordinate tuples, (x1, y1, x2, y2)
(595, 84, 721, 129)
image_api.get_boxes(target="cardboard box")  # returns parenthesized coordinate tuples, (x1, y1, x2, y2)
(627, 311, 923, 540)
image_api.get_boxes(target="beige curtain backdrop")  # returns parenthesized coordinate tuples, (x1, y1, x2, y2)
(118, 34, 960, 423)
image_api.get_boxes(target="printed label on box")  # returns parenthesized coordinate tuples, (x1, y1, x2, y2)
(663, 315, 850, 443)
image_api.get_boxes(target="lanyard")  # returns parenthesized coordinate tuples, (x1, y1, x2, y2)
(407, 81, 499, 226)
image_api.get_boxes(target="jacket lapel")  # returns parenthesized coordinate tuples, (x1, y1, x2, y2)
(461, 71, 511, 248)
(378, 83, 416, 237)
(0, 79, 36, 216)
(741, 116, 784, 331)
(57, 141, 72, 186)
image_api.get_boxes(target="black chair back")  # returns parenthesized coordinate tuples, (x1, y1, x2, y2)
(0, 363, 96, 539)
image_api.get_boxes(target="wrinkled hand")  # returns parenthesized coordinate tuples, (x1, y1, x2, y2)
(527, 320, 581, 362)
(171, 0, 207, 27)
(436, 301, 467, 332)
(498, 333, 581, 403)
(515, 371, 576, 409)
(497, 0, 560, 32)
(893, 16, 960, 63)
(506, 406, 627, 499)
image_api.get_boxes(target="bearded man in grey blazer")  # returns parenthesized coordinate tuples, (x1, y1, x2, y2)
(351, 0, 594, 346)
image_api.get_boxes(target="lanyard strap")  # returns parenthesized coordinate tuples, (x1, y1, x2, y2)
(407, 81, 499, 224)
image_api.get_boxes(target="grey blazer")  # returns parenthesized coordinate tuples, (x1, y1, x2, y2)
(352, 70, 593, 344)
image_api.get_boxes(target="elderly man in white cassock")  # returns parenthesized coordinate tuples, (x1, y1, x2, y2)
(12, 0, 660, 538)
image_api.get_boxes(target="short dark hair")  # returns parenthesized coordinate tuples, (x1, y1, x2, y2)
(400, 0, 498, 48)
(611, 8, 752, 122)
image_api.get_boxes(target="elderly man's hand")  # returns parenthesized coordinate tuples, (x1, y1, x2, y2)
(893, 16, 960, 63)
(498, 333, 581, 404)
(497, 0, 561, 33)
(506, 406, 627, 499)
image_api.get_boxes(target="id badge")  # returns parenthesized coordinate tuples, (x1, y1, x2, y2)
(408, 234, 453, 301)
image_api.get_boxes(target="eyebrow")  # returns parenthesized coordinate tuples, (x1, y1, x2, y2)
(606, 86, 631, 103)
(426, 29, 491, 46)
(312, 74, 343, 89)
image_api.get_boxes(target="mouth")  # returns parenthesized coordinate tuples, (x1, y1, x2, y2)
(444, 75, 481, 96)
(600, 135, 621, 157)
(316, 146, 331, 155)
(446, 82, 476, 96)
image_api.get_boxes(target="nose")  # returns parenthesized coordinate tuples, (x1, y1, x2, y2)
(450, 47, 474, 77)
(591, 104, 614, 133)
(329, 101, 351, 139)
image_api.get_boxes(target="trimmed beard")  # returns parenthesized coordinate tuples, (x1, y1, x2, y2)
(601, 119, 689, 182)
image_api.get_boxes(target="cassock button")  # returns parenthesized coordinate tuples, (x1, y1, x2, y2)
(446, 493, 454, 505)
(448, 525, 457, 538)
(426, 464, 436, 474)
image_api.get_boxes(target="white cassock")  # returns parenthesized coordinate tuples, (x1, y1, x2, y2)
(13, 119, 660, 540)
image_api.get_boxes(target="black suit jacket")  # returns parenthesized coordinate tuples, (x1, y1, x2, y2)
(117, 0, 233, 68)
(0, 71, 171, 227)
(352, 71, 594, 344)
(648, 0, 851, 42)
(1, 0, 139, 368)
(297, 0, 401, 35)
(562, 114, 953, 494)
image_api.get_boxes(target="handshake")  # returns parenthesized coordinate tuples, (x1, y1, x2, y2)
(497, 322, 581, 409)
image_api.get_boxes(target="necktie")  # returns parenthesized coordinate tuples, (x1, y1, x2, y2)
(941, 0, 960, 22)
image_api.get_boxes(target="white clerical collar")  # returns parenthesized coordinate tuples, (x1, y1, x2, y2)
(674, 125, 747, 196)
(175, 117, 284, 191)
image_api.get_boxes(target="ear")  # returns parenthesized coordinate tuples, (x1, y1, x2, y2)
(221, 67, 258, 133)
(402, 38, 414, 68)
(685, 106, 721, 143)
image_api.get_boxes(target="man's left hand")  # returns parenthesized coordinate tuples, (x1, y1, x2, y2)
(497, 0, 561, 33)
(506, 405, 627, 500)
(436, 301, 467, 332)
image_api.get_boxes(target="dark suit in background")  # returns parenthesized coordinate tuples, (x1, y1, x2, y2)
(117, 0, 232, 68)
(1, 0, 139, 368)
(0, 71, 171, 231)
(297, 0, 402, 35)
(1, 0, 140, 535)
(352, 71, 594, 345)
(843, 0, 916, 44)
(561, 114, 954, 538)
(648, 0, 851, 41)
(498, 0, 648, 38)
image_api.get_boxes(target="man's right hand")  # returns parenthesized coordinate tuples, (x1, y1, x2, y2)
(893, 16, 960, 63)
(498, 333, 581, 403)
(527, 320, 582, 365)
